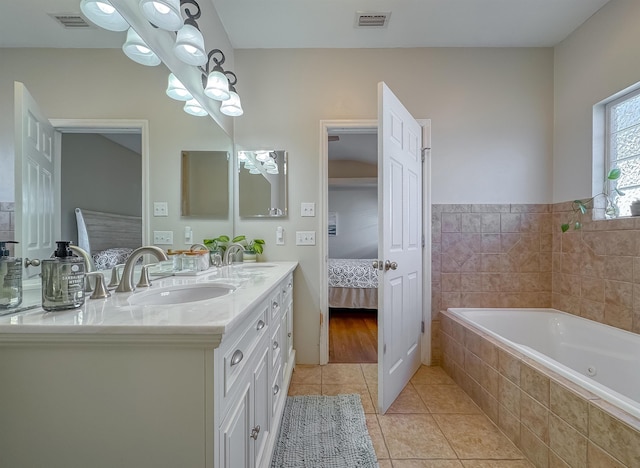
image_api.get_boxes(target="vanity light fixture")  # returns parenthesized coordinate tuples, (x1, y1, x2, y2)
(173, 1, 206, 66)
(139, 0, 182, 31)
(183, 98, 208, 116)
(80, 0, 129, 31)
(203, 49, 231, 101)
(219, 71, 244, 117)
(122, 28, 161, 66)
(166, 73, 193, 100)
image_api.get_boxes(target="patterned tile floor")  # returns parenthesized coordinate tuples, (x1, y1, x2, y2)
(288, 364, 533, 468)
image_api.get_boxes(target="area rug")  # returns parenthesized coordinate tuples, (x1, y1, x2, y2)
(270, 394, 379, 467)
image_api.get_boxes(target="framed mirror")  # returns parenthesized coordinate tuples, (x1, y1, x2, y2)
(181, 150, 231, 218)
(238, 150, 288, 217)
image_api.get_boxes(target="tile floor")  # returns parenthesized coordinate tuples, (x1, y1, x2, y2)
(288, 363, 533, 468)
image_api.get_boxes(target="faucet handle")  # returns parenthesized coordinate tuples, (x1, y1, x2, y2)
(136, 265, 153, 288)
(108, 264, 125, 289)
(86, 272, 110, 300)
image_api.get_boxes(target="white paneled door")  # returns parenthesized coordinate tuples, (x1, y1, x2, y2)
(377, 82, 423, 414)
(14, 82, 59, 277)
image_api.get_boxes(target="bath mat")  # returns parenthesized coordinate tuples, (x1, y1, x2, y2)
(270, 394, 379, 468)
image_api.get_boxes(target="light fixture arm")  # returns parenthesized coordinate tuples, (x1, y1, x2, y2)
(224, 70, 238, 92)
(180, 0, 202, 27)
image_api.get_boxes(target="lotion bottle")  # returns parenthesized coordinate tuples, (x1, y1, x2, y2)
(0, 240, 22, 312)
(41, 241, 85, 311)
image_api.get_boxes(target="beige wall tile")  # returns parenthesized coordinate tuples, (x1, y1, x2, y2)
(549, 414, 587, 468)
(521, 363, 550, 407)
(589, 402, 640, 466)
(499, 375, 521, 417)
(521, 391, 550, 443)
(520, 424, 549, 468)
(499, 348, 522, 385)
(498, 404, 522, 447)
(549, 381, 589, 435)
(587, 441, 626, 468)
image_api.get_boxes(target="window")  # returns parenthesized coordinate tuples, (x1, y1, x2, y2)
(605, 88, 640, 217)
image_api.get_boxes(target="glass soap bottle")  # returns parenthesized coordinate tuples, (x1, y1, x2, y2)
(41, 241, 85, 312)
(0, 240, 22, 312)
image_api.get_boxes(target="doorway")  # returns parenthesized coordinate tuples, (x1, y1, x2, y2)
(326, 128, 379, 363)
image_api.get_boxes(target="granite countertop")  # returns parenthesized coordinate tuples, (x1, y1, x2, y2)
(0, 262, 297, 343)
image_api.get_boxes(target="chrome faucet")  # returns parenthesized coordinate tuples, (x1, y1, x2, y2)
(115, 246, 169, 293)
(190, 243, 212, 268)
(223, 242, 244, 266)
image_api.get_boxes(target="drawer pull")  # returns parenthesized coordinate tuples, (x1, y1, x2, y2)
(273, 385, 280, 396)
(288, 332, 292, 338)
(230, 349, 243, 367)
(272, 301, 279, 310)
(256, 320, 265, 331)
(273, 341, 279, 350)
(250, 425, 260, 440)
(288, 282, 292, 289)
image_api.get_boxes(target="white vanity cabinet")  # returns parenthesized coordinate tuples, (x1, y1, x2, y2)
(0, 262, 297, 468)
(214, 272, 296, 468)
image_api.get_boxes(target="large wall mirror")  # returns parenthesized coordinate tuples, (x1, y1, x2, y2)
(238, 150, 288, 218)
(181, 150, 230, 218)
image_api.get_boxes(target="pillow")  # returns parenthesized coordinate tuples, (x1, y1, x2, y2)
(92, 247, 134, 270)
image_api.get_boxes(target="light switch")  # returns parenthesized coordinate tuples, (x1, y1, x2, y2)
(153, 231, 173, 244)
(184, 226, 193, 244)
(276, 226, 285, 245)
(295, 231, 316, 245)
(301, 202, 315, 217)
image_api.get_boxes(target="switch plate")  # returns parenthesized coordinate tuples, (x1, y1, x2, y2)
(153, 202, 168, 217)
(153, 230, 173, 245)
(295, 231, 316, 245)
(276, 226, 285, 245)
(184, 226, 193, 244)
(301, 202, 315, 217)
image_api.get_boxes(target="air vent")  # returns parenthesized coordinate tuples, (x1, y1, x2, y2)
(50, 14, 93, 29)
(355, 11, 391, 28)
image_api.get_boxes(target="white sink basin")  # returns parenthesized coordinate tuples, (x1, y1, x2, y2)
(128, 283, 236, 306)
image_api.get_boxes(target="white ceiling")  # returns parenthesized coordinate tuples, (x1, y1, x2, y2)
(329, 133, 378, 164)
(1, 0, 611, 49)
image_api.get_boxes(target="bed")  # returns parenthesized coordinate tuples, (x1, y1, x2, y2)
(328, 258, 378, 309)
(75, 207, 142, 270)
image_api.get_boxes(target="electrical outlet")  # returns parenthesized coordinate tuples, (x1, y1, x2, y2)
(153, 202, 168, 217)
(295, 231, 316, 245)
(153, 230, 173, 245)
(301, 202, 315, 217)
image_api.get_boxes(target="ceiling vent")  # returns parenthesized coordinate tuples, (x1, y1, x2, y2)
(49, 14, 93, 29)
(355, 11, 391, 28)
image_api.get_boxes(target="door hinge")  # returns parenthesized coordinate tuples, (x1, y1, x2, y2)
(421, 321, 425, 333)
(422, 234, 425, 248)
(383, 343, 386, 354)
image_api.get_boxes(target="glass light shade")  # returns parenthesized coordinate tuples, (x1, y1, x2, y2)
(248, 167, 261, 174)
(174, 24, 207, 66)
(204, 70, 231, 101)
(255, 151, 269, 162)
(183, 99, 208, 117)
(122, 28, 161, 66)
(80, 0, 129, 31)
(238, 152, 248, 162)
(266, 167, 279, 175)
(139, 0, 182, 31)
(220, 91, 243, 117)
(166, 73, 193, 101)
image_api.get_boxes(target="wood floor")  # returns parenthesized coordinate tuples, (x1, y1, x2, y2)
(328, 308, 378, 363)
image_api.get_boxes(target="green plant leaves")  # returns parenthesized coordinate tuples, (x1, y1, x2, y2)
(607, 168, 621, 180)
(561, 223, 570, 233)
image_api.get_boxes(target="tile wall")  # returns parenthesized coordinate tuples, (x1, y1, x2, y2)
(440, 309, 640, 467)
(431, 203, 640, 363)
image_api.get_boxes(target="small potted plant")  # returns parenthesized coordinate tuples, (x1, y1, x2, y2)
(561, 168, 622, 232)
(203, 235, 230, 253)
(232, 235, 265, 262)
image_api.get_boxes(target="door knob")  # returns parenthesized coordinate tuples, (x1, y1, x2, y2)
(372, 260, 382, 270)
(384, 260, 398, 271)
(24, 258, 41, 268)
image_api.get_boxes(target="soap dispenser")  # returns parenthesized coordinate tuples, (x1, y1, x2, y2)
(0, 240, 22, 312)
(41, 241, 85, 312)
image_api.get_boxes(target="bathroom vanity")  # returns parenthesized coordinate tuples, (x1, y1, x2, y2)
(0, 261, 296, 468)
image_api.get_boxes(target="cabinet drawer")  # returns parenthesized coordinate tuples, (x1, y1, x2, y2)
(271, 320, 282, 371)
(281, 274, 293, 305)
(270, 289, 282, 322)
(223, 303, 269, 403)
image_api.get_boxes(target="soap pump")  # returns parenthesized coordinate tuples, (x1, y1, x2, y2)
(41, 241, 86, 312)
(0, 240, 22, 312)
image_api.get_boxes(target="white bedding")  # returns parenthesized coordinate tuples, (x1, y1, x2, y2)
(328, 258, 378, 309)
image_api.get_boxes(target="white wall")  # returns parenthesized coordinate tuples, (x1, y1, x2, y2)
(0, 48, 233, 248)
(233, 47, 554, 363)
(328, 187, 377, 259)
(553, 0, 640, 202)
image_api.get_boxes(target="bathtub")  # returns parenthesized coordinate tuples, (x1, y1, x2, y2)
(446, 307, 640, 420)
